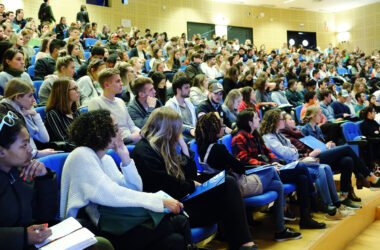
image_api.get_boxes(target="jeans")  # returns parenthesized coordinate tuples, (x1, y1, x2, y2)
(256, 167, 285, 232)
(307, 164, 340, 206)
(279, 165, 315, 215)
(318, 145, 368, 192)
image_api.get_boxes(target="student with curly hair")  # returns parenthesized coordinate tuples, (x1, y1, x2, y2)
(196, 112, 302, 242)
(61, 109, 191, 250)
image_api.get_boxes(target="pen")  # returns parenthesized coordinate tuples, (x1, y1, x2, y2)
(181, 209, 189, 218)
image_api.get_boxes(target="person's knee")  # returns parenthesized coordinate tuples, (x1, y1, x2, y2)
(340, 157, 354, 171)
(165, 233, 186, 250)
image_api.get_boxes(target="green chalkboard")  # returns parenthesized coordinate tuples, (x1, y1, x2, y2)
(187, 22, 215, 41)
(227, 26, 253, 45)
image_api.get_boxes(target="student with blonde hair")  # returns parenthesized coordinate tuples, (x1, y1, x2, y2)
(222, 88, 242, 125)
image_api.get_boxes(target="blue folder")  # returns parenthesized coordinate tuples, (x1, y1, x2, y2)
(181, 171, 226, 202)
(245, 164, 277, 175)
(299, 136, 328, 151)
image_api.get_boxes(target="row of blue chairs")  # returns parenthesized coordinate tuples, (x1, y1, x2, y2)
(35, 106, 88, 121)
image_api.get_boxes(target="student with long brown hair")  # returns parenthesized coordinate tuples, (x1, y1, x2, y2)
(44, 78, 80, 151)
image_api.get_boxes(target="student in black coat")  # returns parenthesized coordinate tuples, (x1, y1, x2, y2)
(360, 106, 380, 162)
(222, 66, 239, 98)
(131, 107, 258, 250)
(0, 111, 57, 249)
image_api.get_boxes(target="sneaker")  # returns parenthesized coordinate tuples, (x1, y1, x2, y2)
(339, 205, 355, 216)
(300, 218, 326, 229)
(284, 208, 296, 221)
(341, 198, 362, 210)
(274, 228, 302, 242)
(324, 209, 347, 220)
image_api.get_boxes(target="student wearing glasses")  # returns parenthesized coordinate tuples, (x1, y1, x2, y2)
(44, 78, 80, 152)
(1, 78, 57, 158)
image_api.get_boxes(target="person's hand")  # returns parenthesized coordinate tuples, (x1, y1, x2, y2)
(163, 198, 183, 214)
(193, 181, 201, 187)
(27, 224, 51, 245)
(36, 149, 58, 158)
(190, 128, 195, 137)
(146, 96, 157, 108)
(336, 118, 344, 121)
(112, 130, 131, 165)
(326, 141, 335, 149)
(20, 160, 47, 180)
(130, 130, 142, 142)
(309, 149, 321, 157)
(224, 127, 232, 134)
(22, 108, 37, 117)
(343, 113, 350, 117)
(271, 102, 277, 107)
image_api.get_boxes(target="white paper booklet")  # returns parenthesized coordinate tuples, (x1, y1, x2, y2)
(35, 217, 97, 250)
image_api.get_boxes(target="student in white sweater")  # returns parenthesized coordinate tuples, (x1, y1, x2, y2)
(60, 109, 192, 250)
(88, 68, 142, 144)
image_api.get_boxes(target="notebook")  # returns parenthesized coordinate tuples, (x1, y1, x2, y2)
(300, 136, 328, 151)
(35, 217, 97, 250)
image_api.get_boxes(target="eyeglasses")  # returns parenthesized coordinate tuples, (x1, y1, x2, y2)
(69, 86, 79, 91)
(0, 111, 18, 132)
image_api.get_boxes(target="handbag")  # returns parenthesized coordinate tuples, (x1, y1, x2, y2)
(199, 143, 263, 197)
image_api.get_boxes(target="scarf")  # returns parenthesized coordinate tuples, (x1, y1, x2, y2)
(4, 67, 24, 77)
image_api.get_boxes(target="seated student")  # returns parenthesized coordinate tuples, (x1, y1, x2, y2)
(196, 82, 232, 134)
(222, 66, 239, 98)
(0, 48, 33, 94)
(200, 53, 221, 79)
(77, 58, 106, 106)
(105, 54, 120, 68)
(281, 110, 379, 208)
(151, 71, 168, 105)
(354, 92, 367, 114)
(359, 106, 380, 165)
(1, 78, 57, 158)
(105, 33, 124, 54)
(271, 78, 291, 107)
(61, 109, 192, 250)
(63, 26, 81, 43)
(38, 56, 76, 105)
(222, 89, 242, 126)
(44, 78, 80, 152)
(165, 76, 197, 139)
(196, 112, 302, 241)
(285, 79, 303, 107)
(238, 87, 260, 114)
(129, 39, 147, 62)
(131, 107, 258, 250)
(190, 74, 209, 106)
(232, 109, 327, 228)
(238, 70, 255, 88)
(75, 46, 105, 80)
(330, 90, 358, 121)
(319, 89, 342, 123)
(34, 39, 66, 80)
(316, 79, 328, 101)
(128, 77, 162, 128)
(185, 53, 203, 80)
(67, 42, 82, 68)
(115, 62, 135, 103)
(254, 77, 277, 112)
(88, 68, 141, 145)
(0, 111, 58, 250)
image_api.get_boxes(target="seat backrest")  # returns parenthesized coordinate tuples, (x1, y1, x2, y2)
(220, 134, 233, 154)
(106, 146, 136, 166)
(28, 66, 35, 78)
(83, 51, 91, 60)
(31, 55, 36, 65)
(33, 47, 40, 54)
(84, 38, 98, 48)
(145, 59, 151, 72)
(38, 153, 69, 188)
(295, 105, 303, 123)
(35, 106, 46, 120)
(342, 122, 360, 141)
(33, 81, 43, 104)
(189, 140, 204, 172)
(79, 106, 88, 113)
(355, 121, 363, 136)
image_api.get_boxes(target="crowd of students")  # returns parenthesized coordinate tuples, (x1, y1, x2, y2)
(0, 1, 380, 249)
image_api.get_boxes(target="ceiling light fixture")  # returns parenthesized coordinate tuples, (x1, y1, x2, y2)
(284, 0, 295, 4)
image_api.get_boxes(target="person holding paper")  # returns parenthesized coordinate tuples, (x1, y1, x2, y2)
(300, 106, 380, 190)
(61, 109, 192, 250)
(232, 109, 328, 228)
(0, 110, 57, 249)
(195, 112, 302, 242)
(132, 107, 259, 250)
